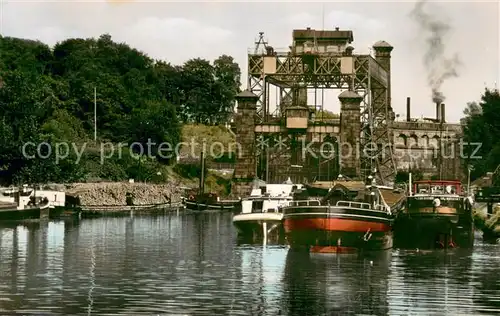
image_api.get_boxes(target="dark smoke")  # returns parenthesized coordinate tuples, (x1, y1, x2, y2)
(410, 0, 461, 104)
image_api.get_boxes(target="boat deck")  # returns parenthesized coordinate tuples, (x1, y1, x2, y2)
(0, 201, 18, 211)
(378, 188, 406, 210)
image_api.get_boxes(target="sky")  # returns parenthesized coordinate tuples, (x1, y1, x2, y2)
(1, 0, 499, 123)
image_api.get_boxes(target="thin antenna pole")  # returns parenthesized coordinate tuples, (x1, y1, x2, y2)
(94, 87, 97, 141)
(367, 48, 374, 178)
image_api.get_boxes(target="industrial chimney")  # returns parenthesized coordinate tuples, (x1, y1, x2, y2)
(436, 102, 441, 122)
(441, 103, 445, 123)
(406, 97, 411, 122)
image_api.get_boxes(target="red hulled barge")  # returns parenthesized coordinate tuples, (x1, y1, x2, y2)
(282, 180, 405, 253)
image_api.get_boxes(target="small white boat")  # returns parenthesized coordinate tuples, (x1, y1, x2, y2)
(32, 187, 66, 210)
(0, 186, 34, 208)
(0, 187, 50, 221)
(232, 178, 302, 242)
(0, 185, 67, 220)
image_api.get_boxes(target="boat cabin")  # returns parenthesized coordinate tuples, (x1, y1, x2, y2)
(284, 185, 393, 215)
(412, 180, 462, 195)
(241, 196, 294, 214)
(408, 180, 470, 214)
(240, 183, 303, 214)
(321, 181, 366, 205)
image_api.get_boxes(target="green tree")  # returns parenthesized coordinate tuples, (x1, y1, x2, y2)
(178, 56, 241, 124)
(0, 34, 241, 185)
(180, 58, 216, 123)
(213, 55, 241, 123)
(127, 100, 180, 162)
(462, 88, 500, 181)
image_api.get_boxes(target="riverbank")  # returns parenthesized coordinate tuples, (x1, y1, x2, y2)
(62, 181, 188, 206)
(473, 205, 500, 240)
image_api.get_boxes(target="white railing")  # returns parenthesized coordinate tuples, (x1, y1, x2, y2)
(288, 200, 322, 207)
(336, 201, 372, 209)
(336, 200, 389, 213)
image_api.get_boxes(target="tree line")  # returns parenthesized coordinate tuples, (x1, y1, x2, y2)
(0, 34, 241, 185)
(461, 88, 500, 183)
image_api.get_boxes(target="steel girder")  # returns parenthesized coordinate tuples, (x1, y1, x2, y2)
(254, 133, 338, 184)
(247, 52, 396, 184)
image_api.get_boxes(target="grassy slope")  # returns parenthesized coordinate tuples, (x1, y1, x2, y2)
(178, 124, 235, 195)
(179, 124, 235, 159)
(80, 124, 235, 196)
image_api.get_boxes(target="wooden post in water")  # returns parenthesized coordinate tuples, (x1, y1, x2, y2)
(40, 208, 49, 220)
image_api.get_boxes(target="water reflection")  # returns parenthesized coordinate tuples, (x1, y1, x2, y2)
(470, 243, 500, 313)
(0, 215, 499, 315)
(238, 245, 287, 315)
(284, 250, 392, 315)
(389, 249, 475, 315)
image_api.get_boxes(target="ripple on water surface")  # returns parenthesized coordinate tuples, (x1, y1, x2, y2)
(0, 215, 499, 315)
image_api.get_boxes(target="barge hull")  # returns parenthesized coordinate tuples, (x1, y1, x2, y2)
(284, 214, 393, 252)
(0, 208, 42, 221)
(233, 212, 284, 242)
(184, 200, 239, 212)
(394, 214, 474, 249)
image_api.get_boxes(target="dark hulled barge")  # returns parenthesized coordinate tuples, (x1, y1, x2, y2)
(182, 191, 240, 212)
(181, 151, 241, 212)
(282, 182, 405, 253)
(394, 179, 474, 249)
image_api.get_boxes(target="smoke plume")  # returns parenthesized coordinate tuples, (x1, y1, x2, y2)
(410, 0, 461, 104)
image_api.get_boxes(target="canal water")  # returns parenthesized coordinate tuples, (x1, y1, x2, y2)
(0, 212, 499, 315)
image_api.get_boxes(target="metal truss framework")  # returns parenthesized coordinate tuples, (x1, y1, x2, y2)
(247, 33, 397, 184)
(254, 133, 339, 184)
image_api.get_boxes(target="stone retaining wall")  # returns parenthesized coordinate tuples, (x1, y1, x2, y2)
(63, 182, 186, 206)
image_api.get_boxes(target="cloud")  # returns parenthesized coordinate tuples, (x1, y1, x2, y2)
(124, 17, 232, 42)
(282, 10, 384, 31)
(280, 10, 386, 53)
(31, 27, 67, 46)
(326, 10, 385, 31)
(2, 2, 113, 45)
(2, 2, 234, 64)
(117, 17, 233, 63)
(283, 12, 316, 26)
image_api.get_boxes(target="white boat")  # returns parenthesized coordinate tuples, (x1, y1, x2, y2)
(0, 186, 51, 221)
(0, 186, 34, 209)
(0, 185, 65, 210)
(32, 187, 66, 210)
(0, 188, 16, 204)
(232, 178, 302, 242)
